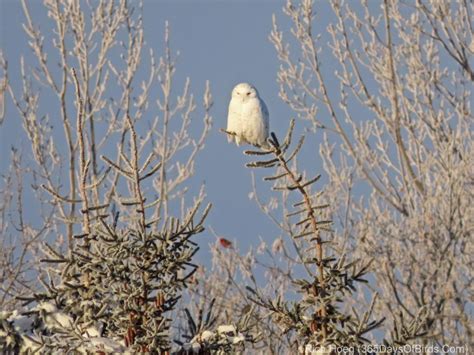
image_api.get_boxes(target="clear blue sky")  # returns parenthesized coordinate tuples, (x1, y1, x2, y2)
(1, 0, 335, 263)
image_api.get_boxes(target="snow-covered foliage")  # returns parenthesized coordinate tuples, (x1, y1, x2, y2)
(178, 325, 247, 354)
(0, 302, 125, 353)
(1, 303, 249, 353)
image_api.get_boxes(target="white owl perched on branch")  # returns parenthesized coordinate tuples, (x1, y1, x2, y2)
(225, 83, 270, 148)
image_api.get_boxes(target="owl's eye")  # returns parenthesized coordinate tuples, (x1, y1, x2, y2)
(246, 92, 250, 96)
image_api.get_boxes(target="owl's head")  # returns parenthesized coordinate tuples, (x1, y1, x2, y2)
(232, 83, 258, 100)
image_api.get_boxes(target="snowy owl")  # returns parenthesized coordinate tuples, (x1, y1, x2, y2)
(226, 83, 270, 148)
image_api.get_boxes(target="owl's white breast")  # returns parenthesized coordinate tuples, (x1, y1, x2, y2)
(240, 97, 268, 146)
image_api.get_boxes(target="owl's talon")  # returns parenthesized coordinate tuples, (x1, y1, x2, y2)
(220, 128, 237, 137)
